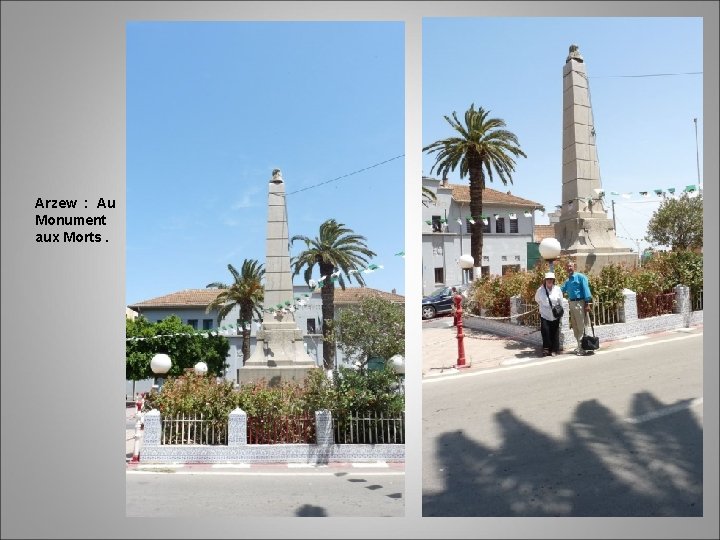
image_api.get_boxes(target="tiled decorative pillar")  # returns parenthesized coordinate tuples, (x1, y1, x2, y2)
(621, 288, 638, 323)
(559, 297, 574, 349)
(674, 285, 691, 327)
(510, 296, 522, 325)
(228, 408, 247, 447)
(143, 409, 161, 446)
(315, 409, 334, 446)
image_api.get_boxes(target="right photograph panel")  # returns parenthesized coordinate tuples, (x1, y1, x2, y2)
(421, 17, 704, 517)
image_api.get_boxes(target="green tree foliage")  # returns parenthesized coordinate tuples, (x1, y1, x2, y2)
(643, 250, 703, 295)
(423, 104, 527, 275)
(125, 315, 230, 381)
(422, 185, 438, 207)
(331, 295, 404, 367)
(291, 219, 377, 370)
(206, 259, 264, 365)
(645, 193, 703, 251)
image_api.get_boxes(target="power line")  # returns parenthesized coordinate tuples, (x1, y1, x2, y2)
(591, 71, 702, 79)
(286, 154, 404, 195)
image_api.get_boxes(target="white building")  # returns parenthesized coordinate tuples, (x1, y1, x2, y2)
(422, 176, 545, 295)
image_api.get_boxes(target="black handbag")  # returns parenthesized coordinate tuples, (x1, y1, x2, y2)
(545, 287, 564, 319)
(581, 311, 600, 350)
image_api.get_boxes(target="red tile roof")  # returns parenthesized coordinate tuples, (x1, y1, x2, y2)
(449, 183, 544, 209)
(129, 287, 404, 310)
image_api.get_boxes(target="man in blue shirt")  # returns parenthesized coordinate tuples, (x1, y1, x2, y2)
(560, 261, 593, 355)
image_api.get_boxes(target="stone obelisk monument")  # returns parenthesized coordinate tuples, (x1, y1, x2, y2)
(554, 44, 636, 272)
(240, 169, 317, 386)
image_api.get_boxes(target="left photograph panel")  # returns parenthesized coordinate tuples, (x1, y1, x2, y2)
(125, 21, 405, 517)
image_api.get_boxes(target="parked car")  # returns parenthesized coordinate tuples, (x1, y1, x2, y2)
(422, 285, 466, 320)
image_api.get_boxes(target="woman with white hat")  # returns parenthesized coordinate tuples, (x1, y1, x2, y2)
(534, 272, 564, 356)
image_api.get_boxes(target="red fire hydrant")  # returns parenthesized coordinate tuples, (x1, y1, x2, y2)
(454, 292, 468, 368)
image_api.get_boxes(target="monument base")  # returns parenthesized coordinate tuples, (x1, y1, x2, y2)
(565, 251, 639, 274)
(240, 321, 318, 386)
(237, 365, 318, 388)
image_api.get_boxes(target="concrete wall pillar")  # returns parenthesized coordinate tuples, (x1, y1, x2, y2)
(673, 285, 691, 315)
(315, 409, 334, 446)
(228, 408, 247, 447)
(621, 288, 638, 323)
(510, 295, 522, 325)
(143, 409, 161, 446)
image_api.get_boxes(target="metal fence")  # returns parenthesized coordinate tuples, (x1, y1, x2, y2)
(333, 411, 405, 445)
(590, 299, 623, 326)
(247, 414, 316, 444)
(516, 301, 540, 328)
(160, 413, 228, 445)
(692, 289, 703, 311)
(636, 291, 676, 319)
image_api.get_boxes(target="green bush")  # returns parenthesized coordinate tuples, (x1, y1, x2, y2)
(143, 367, 404, 421)
(465, 252, 702, 316)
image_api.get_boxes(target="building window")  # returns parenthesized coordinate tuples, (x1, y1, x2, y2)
(495, 217, 506, 233)
(482, 255, 489, 262)
(515, 255, 521, 262)
(481, 266, 490, 278)
(432, 215, 442, 232)
(434, 267, 444, 283)
(509, 217, 519, 233)
(306, 319, 317, 334)
(502, 264, 521, 276)
(187, 319, 198, 330)
(203, 319, 213, 330)
(462, 268, 473, 284)
(466, 220, 473, 234)
(501, 255, 507, 262)
(482, 219, 491, 234)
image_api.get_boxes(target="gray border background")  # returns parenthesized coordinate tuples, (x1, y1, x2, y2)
(1, 1, 717, 538)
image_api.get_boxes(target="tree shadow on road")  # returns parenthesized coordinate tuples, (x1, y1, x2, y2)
(423, 391, 702, 516)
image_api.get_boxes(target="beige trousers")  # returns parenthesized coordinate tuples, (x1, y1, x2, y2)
(568, 300, 590, 347)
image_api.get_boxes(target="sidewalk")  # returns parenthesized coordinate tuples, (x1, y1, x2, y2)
(423, 315, 704, 379)
(423, 315, 541, 378)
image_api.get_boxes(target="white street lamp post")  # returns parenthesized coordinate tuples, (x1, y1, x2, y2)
(150, 353, 172, 391)
(457, 254, 474, 284)
(538, 237, 562, 271)
(194, 361, 208, 376)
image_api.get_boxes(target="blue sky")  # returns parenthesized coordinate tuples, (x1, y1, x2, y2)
(423, 17, 703, 255)
(127, 22, 404, 306)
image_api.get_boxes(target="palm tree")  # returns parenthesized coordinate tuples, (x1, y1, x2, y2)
(206, 259, 264, 369)
(423, 104, 527, 277)
(291, 219, 376, 370)
(422, 186, 437, 207)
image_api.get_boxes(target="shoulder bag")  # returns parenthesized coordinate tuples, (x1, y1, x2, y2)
(545, 286, 564, 320)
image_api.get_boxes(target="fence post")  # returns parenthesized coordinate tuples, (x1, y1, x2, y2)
(228, 408, 247, 447)
(315, 409, 334, 446)
(620, 288, 638, 323)
(143, 409, 161, 447)
(510, 295, 521, 325)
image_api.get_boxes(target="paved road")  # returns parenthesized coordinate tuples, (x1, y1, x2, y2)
(422, 328, 703, 517)
(127, 463, 404, 517)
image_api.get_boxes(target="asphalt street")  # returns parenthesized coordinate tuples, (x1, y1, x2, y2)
(422, 328, 703, 517)
(127, 463, 404, 517)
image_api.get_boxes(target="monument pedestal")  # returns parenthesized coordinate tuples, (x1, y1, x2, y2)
(554, 217, 637, 272)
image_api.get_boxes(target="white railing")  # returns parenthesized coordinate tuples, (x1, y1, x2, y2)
(161, 412, 228, 445)
(333, 411, 405, 445)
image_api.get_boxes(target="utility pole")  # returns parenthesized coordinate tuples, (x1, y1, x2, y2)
(611, 199, 616, 232)
(694, 118, 701, 195)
